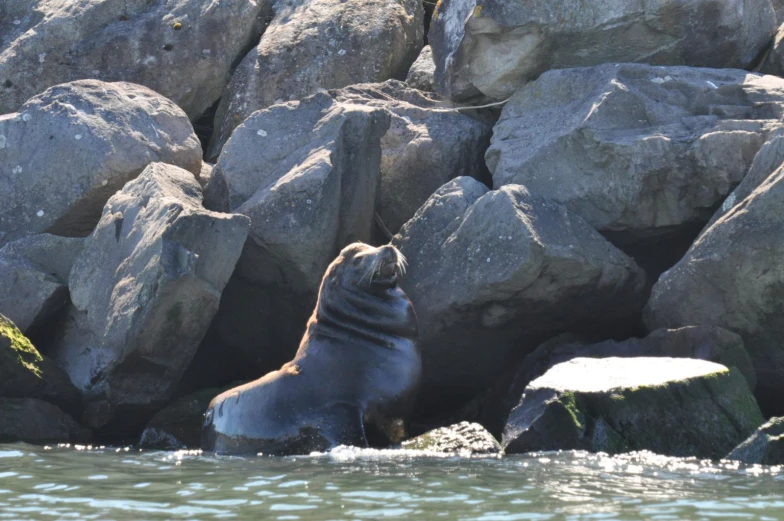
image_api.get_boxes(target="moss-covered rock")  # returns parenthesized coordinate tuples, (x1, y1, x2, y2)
(502, 357, 764, 459)
(0, 398, 90, 444)
(402, 422, 502, 456)
(726, 417, 784, 465)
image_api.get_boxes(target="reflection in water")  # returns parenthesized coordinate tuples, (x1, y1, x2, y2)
(0, 444, 781, 520)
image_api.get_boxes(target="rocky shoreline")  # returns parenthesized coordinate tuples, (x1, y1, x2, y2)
(2, 0, 784, 465)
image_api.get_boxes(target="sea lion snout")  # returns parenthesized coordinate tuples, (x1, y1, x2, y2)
(376, 245, 407, 280)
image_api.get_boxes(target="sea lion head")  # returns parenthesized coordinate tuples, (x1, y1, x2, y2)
(325, 242, 408, 293)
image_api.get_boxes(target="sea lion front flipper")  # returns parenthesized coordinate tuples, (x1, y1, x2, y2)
(322, 403, 369, 449)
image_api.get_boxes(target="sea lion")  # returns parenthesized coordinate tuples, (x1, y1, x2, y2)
(201, 243, 420, 455)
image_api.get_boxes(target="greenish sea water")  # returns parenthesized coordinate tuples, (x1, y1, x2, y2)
(0, 444, 782, 520)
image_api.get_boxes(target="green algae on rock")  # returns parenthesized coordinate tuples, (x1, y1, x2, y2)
(402, 422, 502, 456)
(502, 357, 765, 459)
(0, 313, 43, 379)
(726, 417, 784, 466)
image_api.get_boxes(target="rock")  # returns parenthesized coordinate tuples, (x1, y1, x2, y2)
(457, 325, 756, 438)
(198, 163, 214, 189)
(402, 422, 502, 455)
(51, 163, 249, 432)
(644, 165, 784, 417)
(0, 80, 202, 247)
(726, 417, 784, 465)
(762, 22, 784, 77)
(0, 398, 90, 444)
(0, 315, 81, 416)
(502, 357, 764, 459)
(392, 177, 647, 411)
(777, 2, 784, 24)
(139, 387, 230, 450)
(0, 0, 272, 119)
(486, 64, 784, 241)
(331, 80, 492, 232)
(0, 235, 83, 331)
(207, 0, 423, 157)
(429, 0, 775, 102)
(406, 46, 436, 92)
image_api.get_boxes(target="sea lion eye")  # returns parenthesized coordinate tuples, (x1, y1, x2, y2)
(352, 257, 362, 266)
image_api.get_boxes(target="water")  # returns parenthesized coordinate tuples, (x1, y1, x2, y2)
(0, 444, 782, 520)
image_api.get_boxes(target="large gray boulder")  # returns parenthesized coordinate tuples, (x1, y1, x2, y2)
(486, 65, 784, 241)
(0, 398, 90, 444)
(0, 80, 202, 247)
(726, 417, 784, 465)
(331, 81, 492, 232)
(0, 0, 272, 119)
(406, 46, 436, 93)
(392, 177, 647, 411)
(0, 234, 83, 331)
(457, 325, 756, 438)
(429, 0, 775, 102)
(207, 0, 423, 157)
(0, 314, 81, 416)
(51, 163, 249, 431)
(402, 422, 502, 456)
(502, 357, 764, 459)
(645, 164, 784, 417)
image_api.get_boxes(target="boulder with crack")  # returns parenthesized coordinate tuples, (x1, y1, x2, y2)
(0, 80, 202, 247)
(429, 0, 775, 102)
(486, 64, 784, 242)
(0, 0, 272, 118)
(392, 177, 647, 412)
(51, 163, 249, 433)
(502, 357, 764, 458)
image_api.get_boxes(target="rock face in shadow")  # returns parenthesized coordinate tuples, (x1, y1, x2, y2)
(0, 398, 90, 445)
(207, 0, 423, 157)
(392, 177, 647, 413)
(645, 164, 784, 417)
(429, 0, 775, 102)
(406, 46, 436, 93)
(402, 422, 502, 455)
(51, 163, 249, 434)
(331, 80, 492, 233)
(502, 357, 764, 459)
(0, 235, 83, 332)
(486, 65, 784, 242)
(202, 93, 389, 374)
(0, 0, 272, 118)
(726, 417, 784, 465)
(0, 80, 202, 247)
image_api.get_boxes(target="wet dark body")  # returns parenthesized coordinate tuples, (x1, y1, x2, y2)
(201, 243, 421, 455)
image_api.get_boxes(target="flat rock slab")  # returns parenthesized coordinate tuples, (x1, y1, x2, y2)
(0, 398, 90, 445)
(645, 164, 784, 417)
(726, 417, 784, 466)
(392, 177, 646, 409)
(429, 0, 775, 102)
(0, 0, 271, 119)
(502, 357, 764, 459)
(207, 0, 423, 157)
(52, 163, 249, 431)
(402, 422, 502, 456)
(486, 65, 784, 240)
(0, 80, 202, 247)
(0, 234, 83, 331)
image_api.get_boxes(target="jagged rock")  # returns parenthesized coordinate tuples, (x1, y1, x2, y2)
(207, 0, 423, 157)
(139, 387, 231, 450)
(726, 417, 784, 465)
(201, 93, 389, 374)
(429, 0, 775, 102)
(402, 422, 501, 455)
(406, 46, 436, 93)
(51, 163, 249, 432)
(645, 165, 784, 417)
(502, 357, 764, 459)
(0, 0, 272, 118)
(392, 177, 646, 412)
(486, 65, 784, 241)
(0, 398, 90, 444)
(453, 325, 756, 438)
(0, 235, 83, 331)
(0, 315, 81, 416)
(0, 80, 202, 247)
(331, 80, 492, 232)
